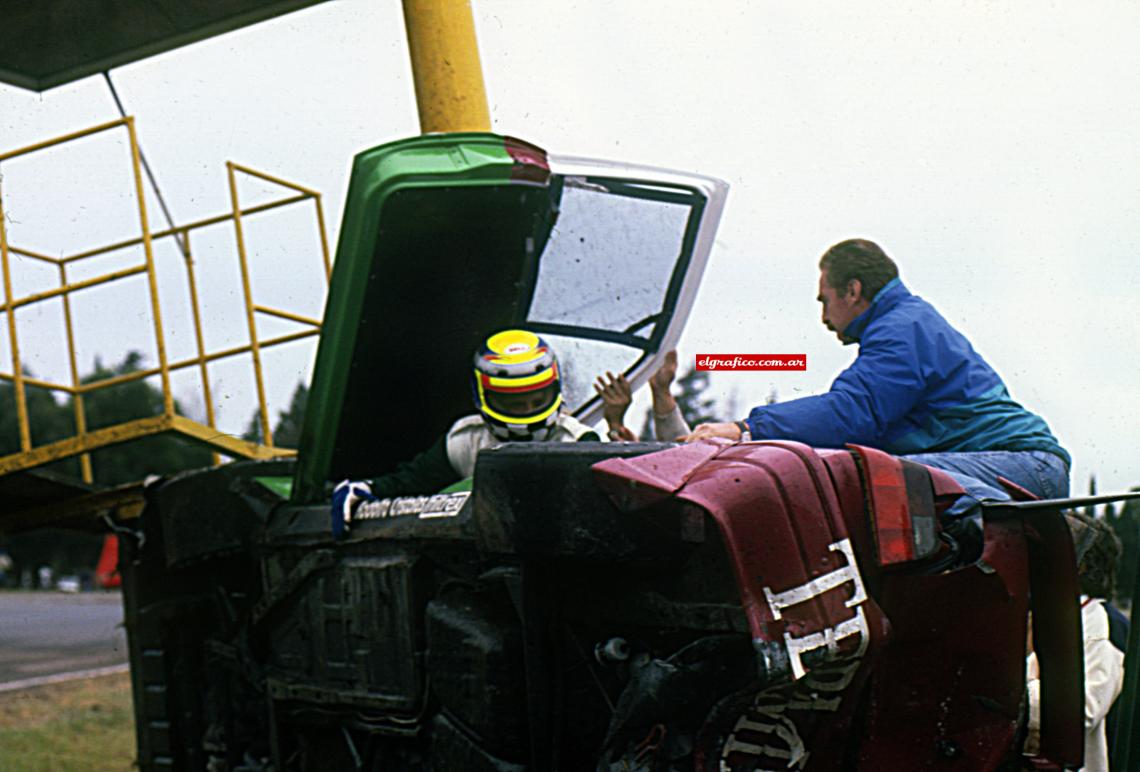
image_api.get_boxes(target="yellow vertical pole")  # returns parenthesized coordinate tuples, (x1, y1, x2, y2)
(125, 117, 174, 417)
(0, 179, 31, 451)
(226, 162, 273, 447)
(59, 263, 93, 483)
(313, 196, 332, 282)
(179, 231, 221, 466)
(402, 0, 491, 133)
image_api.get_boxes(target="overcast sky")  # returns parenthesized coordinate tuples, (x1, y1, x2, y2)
(1, 0, 1137, 495)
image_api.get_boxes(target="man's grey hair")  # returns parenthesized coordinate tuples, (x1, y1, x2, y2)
(819, 239, 899, 302)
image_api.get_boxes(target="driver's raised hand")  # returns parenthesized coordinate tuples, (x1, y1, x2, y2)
(594, 371, 632, 436)
(650, 349, 679, 394)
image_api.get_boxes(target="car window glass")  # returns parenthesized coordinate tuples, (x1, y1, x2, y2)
(526, 178, 693, 342)
(538, 333, 646, 414)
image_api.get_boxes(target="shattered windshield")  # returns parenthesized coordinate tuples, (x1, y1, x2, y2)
(524, 175, 707, 412)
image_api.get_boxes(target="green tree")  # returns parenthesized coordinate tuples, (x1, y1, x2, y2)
(80, 352, 214, 486)
(675, 367, 719, 428)
(1111, 490, 1140, 604)
(0, 374, 80, 476)
(1, 353, 218, 485)
(242, 382, 309, 449)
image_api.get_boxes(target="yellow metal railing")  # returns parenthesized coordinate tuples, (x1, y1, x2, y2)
(0, 117, 330, 482)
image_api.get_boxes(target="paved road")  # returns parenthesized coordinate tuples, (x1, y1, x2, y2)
(0, 591, 128, 688)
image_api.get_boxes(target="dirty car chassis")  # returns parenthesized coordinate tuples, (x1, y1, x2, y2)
(120, 438, 1083, 771)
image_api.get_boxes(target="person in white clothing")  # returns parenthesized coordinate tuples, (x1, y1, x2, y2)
(1025, 512, 1125, 772)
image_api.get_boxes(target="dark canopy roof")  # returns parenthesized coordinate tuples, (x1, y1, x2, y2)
(0, 0, 331, 92)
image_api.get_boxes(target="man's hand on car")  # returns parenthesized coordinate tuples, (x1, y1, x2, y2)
(683, 421, 744, 443)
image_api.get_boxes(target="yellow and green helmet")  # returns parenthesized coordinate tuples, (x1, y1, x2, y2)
(472, 329, 563, 440)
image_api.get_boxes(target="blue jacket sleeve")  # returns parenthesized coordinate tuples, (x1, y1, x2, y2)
(746, 329, 924, 448)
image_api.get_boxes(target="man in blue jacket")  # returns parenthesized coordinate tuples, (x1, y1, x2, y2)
(686, 238, 1070, 508)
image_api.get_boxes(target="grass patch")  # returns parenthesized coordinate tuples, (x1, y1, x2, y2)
(0, 671, 135, 770)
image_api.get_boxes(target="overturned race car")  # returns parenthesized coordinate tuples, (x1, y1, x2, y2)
(118, 133, 1089, 771)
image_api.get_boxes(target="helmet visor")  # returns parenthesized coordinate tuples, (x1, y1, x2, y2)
(485, 384, 559, 419)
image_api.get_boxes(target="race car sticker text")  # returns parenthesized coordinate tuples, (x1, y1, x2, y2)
(354, 491, 470, 522)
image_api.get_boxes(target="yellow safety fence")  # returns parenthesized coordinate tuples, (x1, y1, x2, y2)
(0, 116, 329, 484)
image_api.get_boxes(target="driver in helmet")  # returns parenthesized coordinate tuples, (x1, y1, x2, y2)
(452, 328, 599, 467)
(331, 329, 599, 534)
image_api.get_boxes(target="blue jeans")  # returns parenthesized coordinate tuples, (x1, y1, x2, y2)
(901, 450, 1070, 518)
